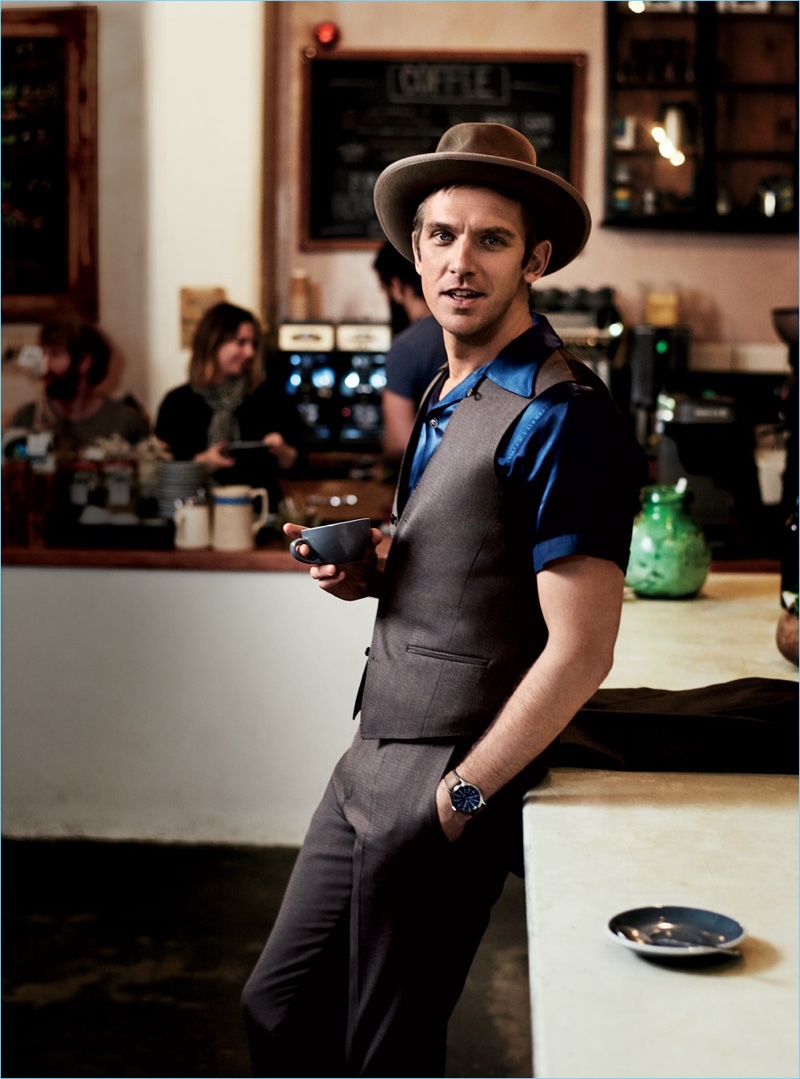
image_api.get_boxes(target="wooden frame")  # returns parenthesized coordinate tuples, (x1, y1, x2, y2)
(2, 6, 98, 322)
(300, 50, 586, 251)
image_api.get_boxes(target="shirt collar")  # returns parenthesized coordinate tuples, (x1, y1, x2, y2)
(484, 314, 563, 398)
(429, 313, 563, 410)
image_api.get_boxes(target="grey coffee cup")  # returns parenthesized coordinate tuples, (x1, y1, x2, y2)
(289, 517, 372, 566)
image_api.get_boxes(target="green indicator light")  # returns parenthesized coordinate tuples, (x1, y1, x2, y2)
(655, 339, 669, 355)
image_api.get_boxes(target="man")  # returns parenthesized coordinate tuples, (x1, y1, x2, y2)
(242, 123, 646, 1078)
(372, 240, 448, 465)
(11, 319, 149, 454)
(372, 238, 432, 335)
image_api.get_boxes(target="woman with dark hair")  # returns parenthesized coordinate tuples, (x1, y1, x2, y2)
(155, 302, 305, 511)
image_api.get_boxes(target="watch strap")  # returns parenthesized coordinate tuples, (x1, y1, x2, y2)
(444, 768, 461, 794)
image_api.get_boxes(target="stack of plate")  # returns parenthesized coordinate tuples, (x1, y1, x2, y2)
(156, 461, 208, 518)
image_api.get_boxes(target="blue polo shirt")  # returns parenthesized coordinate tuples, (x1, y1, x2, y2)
(406, 315, 645, 573)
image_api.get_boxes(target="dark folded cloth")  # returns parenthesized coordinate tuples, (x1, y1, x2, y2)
(553, 677, 799, 775)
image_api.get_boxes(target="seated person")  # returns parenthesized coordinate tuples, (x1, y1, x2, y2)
(372, 241, 447, 465)
(155, 301, 306, 513)
(10, 320, 149, 454)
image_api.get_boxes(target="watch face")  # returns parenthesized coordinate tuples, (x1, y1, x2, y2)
(452, 782, 483, 814)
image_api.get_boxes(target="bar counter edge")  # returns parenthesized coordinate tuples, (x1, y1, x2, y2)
(0, 545, 780, 574)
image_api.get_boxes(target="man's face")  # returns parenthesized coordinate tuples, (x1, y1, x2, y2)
(413, 185, 550, 348)
(42, 345, 81, 401)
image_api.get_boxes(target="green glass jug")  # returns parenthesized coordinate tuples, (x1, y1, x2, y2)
(625, 484, 711, 599)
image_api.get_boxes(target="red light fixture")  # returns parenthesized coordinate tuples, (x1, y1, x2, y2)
(313, 22, 340, 49)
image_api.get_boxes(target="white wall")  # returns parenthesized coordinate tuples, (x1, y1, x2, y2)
(96, 1, 149, 406)
(2, 566, 377, 843)
(142, 1, 266, 412)
(95, 0, 267, 411)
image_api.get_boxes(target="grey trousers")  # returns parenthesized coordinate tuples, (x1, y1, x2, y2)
(241, 731, 541, 1078)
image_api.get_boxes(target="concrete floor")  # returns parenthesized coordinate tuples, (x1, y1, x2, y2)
(2, 839, 532, 1078)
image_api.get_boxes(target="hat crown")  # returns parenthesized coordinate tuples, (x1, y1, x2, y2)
(374, 121, 590, 276)
(435, 123, 538, 168)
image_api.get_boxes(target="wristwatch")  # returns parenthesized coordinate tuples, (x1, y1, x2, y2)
(444, 768, 487, 816)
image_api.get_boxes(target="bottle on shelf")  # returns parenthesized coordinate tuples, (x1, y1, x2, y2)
(612, 163, 634, 213)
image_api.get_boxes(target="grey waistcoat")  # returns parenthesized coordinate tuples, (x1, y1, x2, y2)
(358, 348, 591, 741)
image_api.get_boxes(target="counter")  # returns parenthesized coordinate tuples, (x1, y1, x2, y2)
(523, 768, 798, 1079)
(524, 573, 797, 1078)
(1, 542, 308, 572)
(2, 560, 379, 844)
(0, 467, 782, 575)
(0, 543, 780, 575)
(2, 558, 792, 846)
(605, 572, 796, 689)
(1, 477, 395, 570)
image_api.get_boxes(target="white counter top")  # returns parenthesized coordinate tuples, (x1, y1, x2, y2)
(524, 572, 797, 1078)
(523, 768, 798, 1079)
(606, 573, 797, 690)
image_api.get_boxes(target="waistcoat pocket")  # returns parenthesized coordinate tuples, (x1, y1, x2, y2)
(406, 645, 490, 668)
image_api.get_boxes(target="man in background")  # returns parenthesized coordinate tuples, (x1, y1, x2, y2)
(373, 240, 447, 465)
(10, 319, 149, 455)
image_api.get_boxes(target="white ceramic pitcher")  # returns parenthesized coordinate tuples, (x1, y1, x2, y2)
(174, 500, 211, 550)
(212, 485, 268, 551)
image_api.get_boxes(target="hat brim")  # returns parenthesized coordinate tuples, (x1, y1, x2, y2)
(373, 152, 591, 276)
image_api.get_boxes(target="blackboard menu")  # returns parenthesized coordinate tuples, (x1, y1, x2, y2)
(302, 52, 585, 248)
(1, 7, 97, 322)
(2, 34, 69, 295)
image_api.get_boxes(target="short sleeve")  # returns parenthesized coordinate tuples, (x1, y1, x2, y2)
(501, 385, 646, 573)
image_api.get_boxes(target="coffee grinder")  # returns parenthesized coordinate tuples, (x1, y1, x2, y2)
(627, 324, 690, 449)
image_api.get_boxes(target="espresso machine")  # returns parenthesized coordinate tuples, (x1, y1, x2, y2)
(275, 322, 391, 456)
(625, 322, 761, 551)
(276, 322, 339, 447)
(335, 323, 391, 453)
(529, 286, 625, 392)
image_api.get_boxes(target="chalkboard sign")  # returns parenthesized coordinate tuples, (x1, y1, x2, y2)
(301, 51, 586, 249)
(2, 7, 98, 321)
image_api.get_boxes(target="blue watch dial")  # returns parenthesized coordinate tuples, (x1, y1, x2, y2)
(452, 782, 483, 813)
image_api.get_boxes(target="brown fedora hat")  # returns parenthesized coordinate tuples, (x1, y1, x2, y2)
(373, 122, 591, 276)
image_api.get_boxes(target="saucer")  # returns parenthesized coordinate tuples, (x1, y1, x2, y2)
(607, 905, 745, 958)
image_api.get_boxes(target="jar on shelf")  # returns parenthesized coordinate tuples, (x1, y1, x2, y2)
(67, 460, 104, 509)
(104, 458, 137, 515)
(611, 163, 634, 213)
(625, 483, 711, 599)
